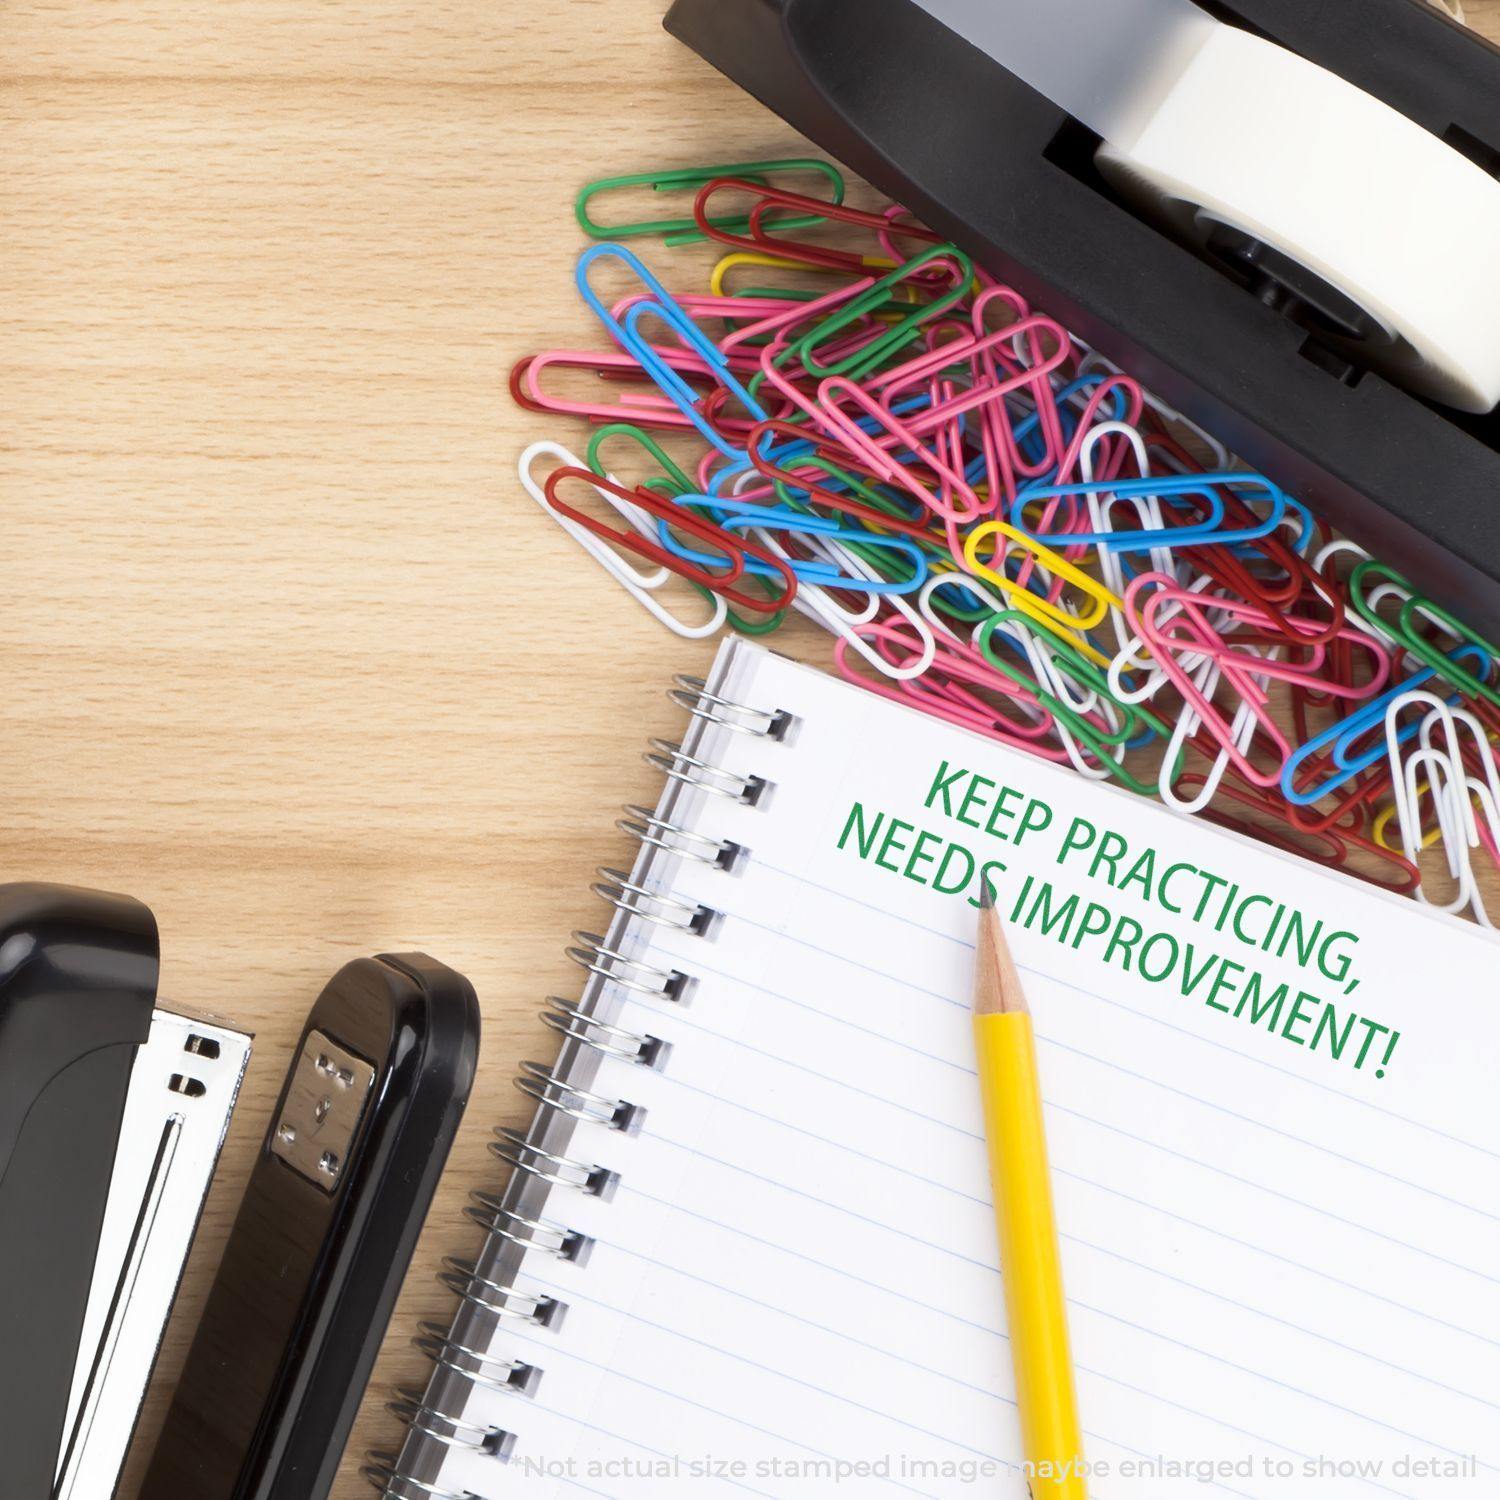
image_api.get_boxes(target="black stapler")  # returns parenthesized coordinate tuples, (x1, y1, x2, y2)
(0, 882, 249, 1500)
(0, 884, 158, 1497)
(141, 954, 480, 1500)
(665, 0, 1500, 635)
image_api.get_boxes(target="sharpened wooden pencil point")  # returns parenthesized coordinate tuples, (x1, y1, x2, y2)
(974, 893, 1028, 1017)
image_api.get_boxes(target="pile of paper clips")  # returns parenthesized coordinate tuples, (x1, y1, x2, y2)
(514, 159, 1500, 923)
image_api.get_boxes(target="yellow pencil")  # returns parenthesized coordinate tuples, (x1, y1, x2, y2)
(973, 886, 1088, 1499)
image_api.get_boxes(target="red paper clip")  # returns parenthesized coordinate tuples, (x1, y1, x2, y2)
(542, 466, 797, 614)
(692, 178, 942, 272)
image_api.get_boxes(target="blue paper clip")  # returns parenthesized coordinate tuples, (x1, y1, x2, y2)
(655, 499, 929, 595)
(1009, 472, 1295, 553)
(1279, 643, 1491, 806)
(576, 243, 768, 459)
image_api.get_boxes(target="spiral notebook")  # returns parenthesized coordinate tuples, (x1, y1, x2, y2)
(380, 638, 1500, 1500)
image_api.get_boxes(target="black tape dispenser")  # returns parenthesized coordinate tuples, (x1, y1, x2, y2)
(665, 0, 1500, 635)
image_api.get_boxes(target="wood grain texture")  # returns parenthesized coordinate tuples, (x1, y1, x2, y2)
(3, 3, 1497, 1496)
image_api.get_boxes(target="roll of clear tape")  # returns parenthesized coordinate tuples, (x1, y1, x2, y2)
(1095, 25, 1500, 413)
(912, 0, 1499, 411)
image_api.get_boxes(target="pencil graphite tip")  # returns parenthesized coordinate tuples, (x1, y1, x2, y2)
(978, 878, 995, 911)
(973, 895, 1028, 1017)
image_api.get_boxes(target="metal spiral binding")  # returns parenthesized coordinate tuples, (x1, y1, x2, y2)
(413, 1319, 542, 1398)
(644, 738, 768, 803)
(490, 1126, 620, 1199)
(541, 996, 671, 1070)
(438, 1256, 566, 1329)
(361, 1455, 473, 1500)
(387, 1387, 518, 1462)
(590, 866, 718, 934)
(514, 1059, 647, 1134)
(667, 675, 793, 740)
(370, 674, 786, 1498)
(566, 930, 694, 1002)
(617, 804, 742, 868)
(464, 1195, 595, 1265)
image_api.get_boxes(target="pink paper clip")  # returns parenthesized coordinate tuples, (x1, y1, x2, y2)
(835, 619, 1074, 758)
(815, 375, 984, 524)
(516, 347, 714, 430)
(1142, 584, 1392, 700)
(718, 277, 877, 357)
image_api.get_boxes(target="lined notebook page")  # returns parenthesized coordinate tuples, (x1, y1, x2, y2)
(440, 639, 1500, 1500)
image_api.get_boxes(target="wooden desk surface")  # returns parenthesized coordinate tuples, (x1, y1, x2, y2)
(5, 3, 1498, 1495)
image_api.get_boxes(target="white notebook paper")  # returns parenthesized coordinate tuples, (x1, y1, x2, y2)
(395, 638, 1500, 1500)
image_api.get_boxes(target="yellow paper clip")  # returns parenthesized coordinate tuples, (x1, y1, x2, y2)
(963, 522, 1121, 665)
(710, 250, 901, 298)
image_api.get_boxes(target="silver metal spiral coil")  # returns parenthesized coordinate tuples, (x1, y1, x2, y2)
(490, 1126, 620, 1199)
(617, 804, 743, 868)
(361, 1454, 474, 1500)
(413, 1319, 542, 1398)
(541, 996, 670, 1070)
(590, 866, 718, 934)
(387, 1386, 517, 1461)
(667, 675, 793, 740)
(464, 1195, 594, 1266)
(566, 930, 694, 1002)
(514, 1059, 646, 1134)
(372, 676, 788, 1496)
(644, 737, 768, 803)
(438, 1256, 566, 1329)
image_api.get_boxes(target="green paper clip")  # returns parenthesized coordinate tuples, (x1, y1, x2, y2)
(588, 423, 697, 498)
(977, 611, 1175, 798)
(792, 245, 974, 381)
(576, 160, 845, 247)
(1350, 559, 1500, 709)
